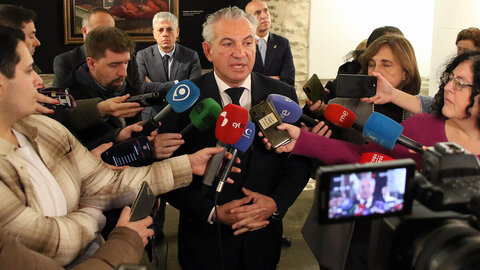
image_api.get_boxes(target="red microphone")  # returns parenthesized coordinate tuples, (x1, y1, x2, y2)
(201, 104, 248, 196)
(215, 103, 249, 145)
(359, 152, 394, 163)
(323, 103, 363, 130)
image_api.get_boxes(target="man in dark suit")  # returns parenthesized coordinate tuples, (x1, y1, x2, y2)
(245, 0, 295, 86)
(136, 11, 202, 121)
(53, 8, 142, 93)
(159, 7, 311, 270)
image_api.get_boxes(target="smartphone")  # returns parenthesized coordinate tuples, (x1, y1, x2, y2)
(130, 181, 156, 222)
(303, 74, 328, 102)
(38, 87, 77, 110)
(101, 136, 153, 167)
(336, 74, 377, 98)
(250, 100, 291, 149)
(315, 159, 415, 224)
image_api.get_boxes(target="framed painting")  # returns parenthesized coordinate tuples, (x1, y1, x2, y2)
(64, 0, 179, 44)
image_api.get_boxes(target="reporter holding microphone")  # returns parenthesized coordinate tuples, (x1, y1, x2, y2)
(264, 50, 480, 270)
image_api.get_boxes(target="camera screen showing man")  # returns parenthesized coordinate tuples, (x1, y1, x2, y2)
(327, 168, 407, 220)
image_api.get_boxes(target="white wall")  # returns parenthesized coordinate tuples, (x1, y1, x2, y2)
(309, 0, 434, 79)
(429, 0, 480, 95)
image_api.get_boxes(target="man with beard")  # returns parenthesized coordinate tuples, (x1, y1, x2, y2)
(63, 26, 141, 150)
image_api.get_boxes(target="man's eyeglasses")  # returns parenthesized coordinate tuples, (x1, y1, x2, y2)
(442, 73, 474, 92)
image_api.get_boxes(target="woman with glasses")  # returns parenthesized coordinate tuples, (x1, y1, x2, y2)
(266, 50, 480, 169)
(271, 51, 480, 270)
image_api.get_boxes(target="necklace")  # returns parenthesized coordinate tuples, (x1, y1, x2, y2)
(372, 103, 405, 122)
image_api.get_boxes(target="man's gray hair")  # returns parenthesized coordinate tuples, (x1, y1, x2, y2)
(152, 12, 178, 28)
(82, 7, 111, 28)
(202, 6, 257, 43)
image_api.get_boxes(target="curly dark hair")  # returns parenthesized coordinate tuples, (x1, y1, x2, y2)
(432, 50, 480, 129)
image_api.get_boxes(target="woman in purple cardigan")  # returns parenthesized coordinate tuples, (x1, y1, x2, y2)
(267, 50, 480, 168)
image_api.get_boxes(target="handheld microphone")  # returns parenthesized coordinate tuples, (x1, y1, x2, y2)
(126, 90, 166, 107)
(135, 80, 200, 136)
(216, 121, 255, 193)
(266, 94, 318, 127)
(180, 98, 222, 136)
(363, 112, 424, 153)
(201, 104, 249, 195)
(323, 103, 363, 130)
(359, 152, 394, 163)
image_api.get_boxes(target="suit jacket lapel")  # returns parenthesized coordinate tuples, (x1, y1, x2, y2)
(250, 73, 264, 106)
(202, 72, 223, 106)
(264, 34, 276, 69)
(170, 44, 180, 79)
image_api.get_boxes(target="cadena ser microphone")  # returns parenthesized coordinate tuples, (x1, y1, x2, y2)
(136, 80, 200, 136)
(323, 103, 363, 130)
(363, 112, 424, 153)
(266, 94, 318, 127)
(359, 152, 394, 163)
(180, 98, 222, 136)
(201, 104, 249, 196)
(216, 121, 255, 193)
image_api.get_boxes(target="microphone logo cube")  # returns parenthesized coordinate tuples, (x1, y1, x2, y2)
(166, 80, 200, 113)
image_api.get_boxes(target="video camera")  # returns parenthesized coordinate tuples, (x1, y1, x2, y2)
(314, 142, 480, 270)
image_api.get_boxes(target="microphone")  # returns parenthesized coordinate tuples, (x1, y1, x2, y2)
(201, 104, 249, 195)
(266, 94, 318, 127)
(216, 121, 255, 193)
(126, 90, 166, 107)
(323, 103, 363, 130)
(363, 112, 424, 153)
(135, 80, 200, 136)
(323, 104, 424, 153)
(359, 152, 394, 163)
(180, 98, 222, 136)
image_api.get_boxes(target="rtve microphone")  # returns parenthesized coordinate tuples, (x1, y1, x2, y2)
(359, 152, 394, 163)
(266, 94, 318, 127)
(216, 121, 255, 193)
(363, 112, 424, 153)
(135, 80, 200, 136)
(180, 98, 222, 136)
(323, 103, 363, 130)
(201, 104, 248, 196)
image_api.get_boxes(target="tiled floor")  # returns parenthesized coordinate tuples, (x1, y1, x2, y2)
(141, 179, 319, 270)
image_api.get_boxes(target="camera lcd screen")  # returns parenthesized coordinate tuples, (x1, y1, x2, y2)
(316, 159, 415, 223)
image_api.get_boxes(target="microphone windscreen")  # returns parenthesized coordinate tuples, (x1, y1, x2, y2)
(363, 112, 403, 150)
(189, 98, 222, 131)
(165, 80, 201, 113)
(232, 121, 255, 153)
(215, 104, 248, 145)
(324, 103, 356, 128)
(359, 152, 394, 163)
(266, 94, 302, 123)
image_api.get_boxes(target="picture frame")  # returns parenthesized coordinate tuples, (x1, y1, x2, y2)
(64, 0, 179, 44)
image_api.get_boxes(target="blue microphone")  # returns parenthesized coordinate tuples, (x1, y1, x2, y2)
(216, 121, 256, 193)
(137, 80, 201, 136)
(266, 94, 318, 127)
(363, 112, 423, 153)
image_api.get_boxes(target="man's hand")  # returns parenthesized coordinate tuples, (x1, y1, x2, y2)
(188, 147, 241, 176)
(97, 94, 144, 118)
(90, 142, 128, 170)
(145, 76, 152, 83)
(116, 122, 145, 142)
(230, 188, 276, 235)
(152, 133, 184, 159)
(116, 206, 154, 247)
(34, 92, 57, 114)
(212, 195, 267, 227)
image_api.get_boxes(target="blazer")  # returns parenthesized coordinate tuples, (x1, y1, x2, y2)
(252, 33, 295, 86)
(159, 72, 312, 270)
(136, 43, 202, 119)
(0, 115, 192, 265)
